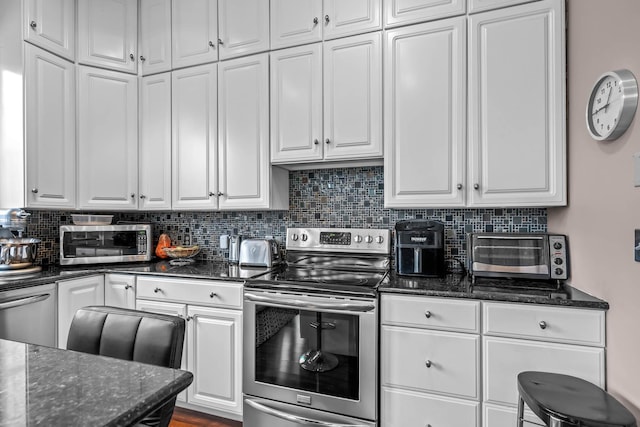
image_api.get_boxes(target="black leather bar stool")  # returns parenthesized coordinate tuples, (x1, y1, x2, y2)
(517, 371, 637, 427)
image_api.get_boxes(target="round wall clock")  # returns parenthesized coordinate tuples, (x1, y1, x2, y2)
(586, 69, 638, 141)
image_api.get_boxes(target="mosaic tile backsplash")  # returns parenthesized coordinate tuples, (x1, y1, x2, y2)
(26, 166, 547, 271)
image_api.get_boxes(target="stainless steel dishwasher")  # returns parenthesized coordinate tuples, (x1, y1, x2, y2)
(0, 283, 56, 347)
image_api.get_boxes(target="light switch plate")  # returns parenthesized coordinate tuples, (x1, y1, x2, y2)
(634, 153, 640, 187)
(635, 230, 640, 262)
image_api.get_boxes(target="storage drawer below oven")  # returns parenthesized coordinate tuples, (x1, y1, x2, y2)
(243, 397, 376, 427)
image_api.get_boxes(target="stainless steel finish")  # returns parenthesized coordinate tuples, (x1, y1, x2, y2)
(210, 292, 216, 298)
(244, 398, 376, 427)
(313, 17, 319, 25)
(209, 192, 214, 196)
(124, 284, 132, 290)
(325, 15, 330, 23)
(314, 139, 319, 145)
(140, 55, 146, 61)
(130, 193, 135, 198)
(245, 292, 375, 312)
(129, 53, 134, 60)
(457, 183, 463, 190)
(217, 191, 224, 196)
(154, 287, 161, 293)
(239, 239, 281, 268)
(0, 238, 40, 270)
(539, 320, 547, 329)
(31, 188, 38, 193)
(424, 310, 431, 318)
(325, 138, 330, 144)
(229, 235, 243, 264)
(209, 40, 215, 48)
(30, 20, 37, 28)
(474, 183, 480, 189)
(286, 228, 391, 254)
(140, 194, 146, 199)
(0, 283, 56, 347)
(425, 360, 432, 368)
(0, 209, 31, 237)
(218, 38, 224, 45)
(586, 69, 638, 141)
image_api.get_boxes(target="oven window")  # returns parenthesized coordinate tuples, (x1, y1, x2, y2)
(473, 238, 546, 267)
(254, 305, 360, 400)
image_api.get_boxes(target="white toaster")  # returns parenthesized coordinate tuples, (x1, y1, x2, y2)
(238, 239, 281, 267)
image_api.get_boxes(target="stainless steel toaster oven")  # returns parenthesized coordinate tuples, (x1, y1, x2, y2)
(60, 224, 152, 265)
(468, 232, 568, 282)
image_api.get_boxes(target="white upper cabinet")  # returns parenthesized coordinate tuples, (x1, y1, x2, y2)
(24, 44, 76, 209)
(468, 0, 540, 14)
(24, 0, 75, 61)
(218, 54, 288, 210)
(323, 32, 382, 161)
(270, 43, 323, 163)
(77, 66, 138, 210)
(172, 64, 218, 210)
(468, 0, 565, 207)
(77, 0, 138, 74)
(172, 0, 218, 69)
(139, 72, 172, 210)
(384, 17, 466, 208)
(139, 0, 172, 75)
(384, 0, 466, 28)
(272, 34, 382, 166)
(218, 0, 270, 60)
(271, 0, 381, 50)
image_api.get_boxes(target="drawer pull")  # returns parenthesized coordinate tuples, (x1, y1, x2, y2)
(186, 315, 193, 321)
(425, 359, 432, 368)
(424, 310, 432, 319)
(124, 285, 132, 290)
(154, 287, 161, 293)
(210, 292, 217, 298)
(539, 320, 547, 330)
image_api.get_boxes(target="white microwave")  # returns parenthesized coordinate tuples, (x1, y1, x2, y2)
(60, 224, 152, 265)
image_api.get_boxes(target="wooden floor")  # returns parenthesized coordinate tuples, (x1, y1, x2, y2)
(170, 408, 242, 427)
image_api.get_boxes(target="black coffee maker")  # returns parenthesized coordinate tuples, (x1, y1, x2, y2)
(395, 220, 446, 277)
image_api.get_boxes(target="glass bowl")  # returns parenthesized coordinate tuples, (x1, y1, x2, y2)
(163, 246, 200, 265)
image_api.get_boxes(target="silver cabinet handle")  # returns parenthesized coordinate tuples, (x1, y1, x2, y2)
(186, 315, 193, 321)
(139, 194, 146, 199)
(31, 188, 38, 194)
(217, 191, 224, 197)
(129, 53, 135, 61)
(209, 192, 215, 197)
(30, 20, 37, 29)
(140, 55, 146, 62)
(218, 38, 224, 46)
(124, 284, 132, 290)
(209, 292, 217, 298)
(457, 183, 463, 190)
(0, 294, 50, 310)
(313, 17, 319, 25)
(245, 292, 375, 312)
(209, 40, 215, 48)
(245, 398, 370, 427)
(154, 287, 161, 293)
(539, 320, 547, 330)
(425, 359, 432, 368)
(314, 139, 319, 145)
(325, 15, 330, 24)
(424, 310, 431, 318)
(130, 193, 135, 199)
(325, 138, 331, 144)
(474, 183, 480, 190)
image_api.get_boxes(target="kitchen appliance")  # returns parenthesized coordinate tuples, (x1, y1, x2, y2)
(395, 220, 445, 277)
(0, 283, 56, 347)
(243, 227, 390, 427)
(239, 238, 281, 267)
(0, 208, 30, 237)
(0, 238, 40, 270)
(228, 235, 243, 264)
(60, 224, 152, 265)
(468, 232, 569, 283)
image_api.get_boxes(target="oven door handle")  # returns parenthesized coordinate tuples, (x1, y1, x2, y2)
(244, 292, 375, 312)
(0, 293, 50, 311)
(245, 398, 371, 427)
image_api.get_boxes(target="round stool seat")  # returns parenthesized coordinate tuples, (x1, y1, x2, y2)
(518, 371, 637, 427)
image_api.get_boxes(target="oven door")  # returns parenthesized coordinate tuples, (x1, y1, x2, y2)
(243, 290, 377, 422)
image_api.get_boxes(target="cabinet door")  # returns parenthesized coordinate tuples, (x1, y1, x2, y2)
(271, 0, 322, 50)
(77, 0, 138, 73)
(384, 0, 466, 28)
(323, 0, 382, 40)
(218, 54, 271, 210)
(172, 0, 218, 69)
(139, 0, 172, 75)
(270, 43, 323, 164)
(104, 274, 136, 309)
(58, 275, 105, 349)
(469, 0, 540, 14)
(384, 18, 466, 208)
(140, 72, 172, 210)
(172, 64, 218, 210)
(187, 305, 243, 416)
(468, 0, 565, 207)
(323, 32, 382, 161)
(24, 44, 76, 209)
(136, 299, 188, 402)
(78, 66, 138, 210)
(24, 0, 75, 61)
(218, 0, 269, 60)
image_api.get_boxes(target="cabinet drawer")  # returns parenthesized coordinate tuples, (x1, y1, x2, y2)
(483, 402, 543, 427)
(381, 325, 480, 399)
(483, 336, 605, 406)
(136, 276, 243, 309)
(381, 387, 479, 427)
(483, 302, 605, 346)
(381, 294, 480, 333)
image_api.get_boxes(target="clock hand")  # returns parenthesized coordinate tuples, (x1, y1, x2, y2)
(592, 87, 613, 116)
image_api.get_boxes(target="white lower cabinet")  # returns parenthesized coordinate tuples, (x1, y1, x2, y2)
(104, 274, 136, 309)
(57, 275, 105, 348)
(135, 276, 243, 419)
(380, 295, 606, 427)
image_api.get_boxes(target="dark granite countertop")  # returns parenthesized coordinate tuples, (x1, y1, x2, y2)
(379, 272, 609, 310)
(0, 338, 193, 427)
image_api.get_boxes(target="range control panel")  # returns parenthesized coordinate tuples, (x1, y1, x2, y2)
(548, 235, 568, 280)
(287, 228, 391, 254)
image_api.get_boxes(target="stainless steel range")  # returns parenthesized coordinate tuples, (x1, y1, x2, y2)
(243, 227, 391, 427)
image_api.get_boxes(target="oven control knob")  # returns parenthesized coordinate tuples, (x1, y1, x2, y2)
(354, 235, 363, 243)
(553, 242, 563, 250)
(554, 258, 563, 265)
(291, 233, 299, 241)
(555, 268, 564, 276)
(375, 235, 384, 244)
(301, 234, 308, 242)
(365, 235, 373, 244)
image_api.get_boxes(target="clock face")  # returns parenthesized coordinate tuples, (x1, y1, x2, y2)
(586, 70, 638, 141)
